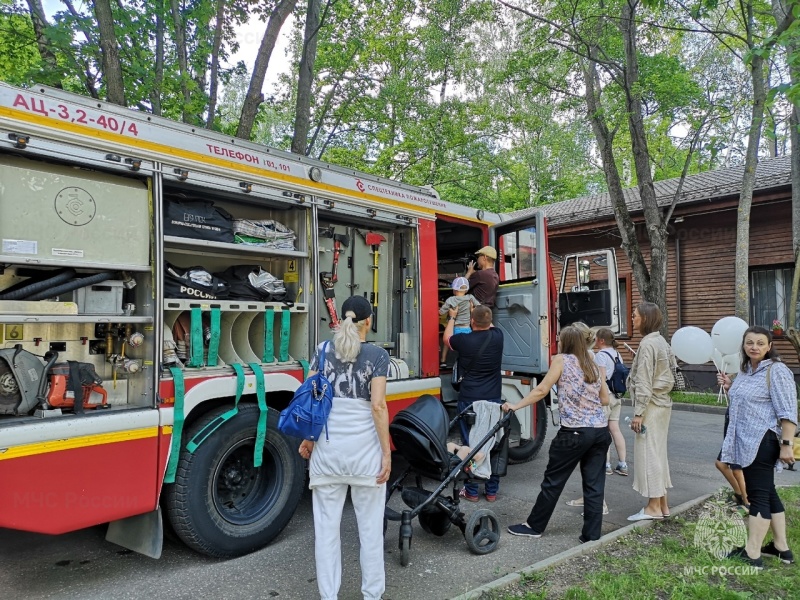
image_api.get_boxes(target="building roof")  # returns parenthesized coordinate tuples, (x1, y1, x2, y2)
(510, 156, 792, 228)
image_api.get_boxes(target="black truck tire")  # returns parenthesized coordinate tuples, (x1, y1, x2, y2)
(507, 403, 548, 464)
(164, 403, 304, 558)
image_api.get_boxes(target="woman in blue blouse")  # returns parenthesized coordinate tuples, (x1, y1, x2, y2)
(718, 326, 797, 568)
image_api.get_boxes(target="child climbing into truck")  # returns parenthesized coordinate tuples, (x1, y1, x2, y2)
(439, 277, 479, 368)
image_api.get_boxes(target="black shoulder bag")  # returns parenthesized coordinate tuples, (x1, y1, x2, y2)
(451, 331, 493, 392)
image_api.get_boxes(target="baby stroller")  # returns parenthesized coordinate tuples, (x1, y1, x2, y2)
(386, 394, 511, 566)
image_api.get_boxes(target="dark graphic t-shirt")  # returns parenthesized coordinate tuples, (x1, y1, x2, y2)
(310, 341, 390, 401)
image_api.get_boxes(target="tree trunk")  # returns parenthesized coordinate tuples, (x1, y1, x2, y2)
(291, 0, 322, 155)
(734, 50, 766, 321)
(237, 0, 299, 140)
(206, 0, 227, 129)
(583, 58, 652, 310)
(152, 0, 165, 116)
(25, 0, 61, 87)
(793, 107, 800, 258)
(620, 0, 669, 334)
(170, 0, 192, 123)
(92, 0, 126, 105)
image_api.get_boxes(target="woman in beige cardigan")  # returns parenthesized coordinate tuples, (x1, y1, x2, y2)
(627, 302, 675, 521)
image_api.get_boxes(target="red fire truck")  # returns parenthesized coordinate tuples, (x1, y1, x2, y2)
(0, 83, 619, 558)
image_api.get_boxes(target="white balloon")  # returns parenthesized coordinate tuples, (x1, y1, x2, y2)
(711, 316, 749, 356)
(722, 353, 741, 375)
(671, 326, 714, 365)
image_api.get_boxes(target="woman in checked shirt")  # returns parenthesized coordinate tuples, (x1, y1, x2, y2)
(718, 326, 797, 568)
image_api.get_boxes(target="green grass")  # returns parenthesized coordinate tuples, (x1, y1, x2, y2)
(493, 486, 800, 600)
(669, 391, 726, 406)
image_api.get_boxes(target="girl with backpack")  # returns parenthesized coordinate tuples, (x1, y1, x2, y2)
(595, 328, 629, 476)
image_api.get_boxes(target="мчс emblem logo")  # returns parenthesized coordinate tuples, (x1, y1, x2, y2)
(693, 494, 747, 559)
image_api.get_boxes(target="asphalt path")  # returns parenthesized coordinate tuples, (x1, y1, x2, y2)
(1, 407, 798, 600)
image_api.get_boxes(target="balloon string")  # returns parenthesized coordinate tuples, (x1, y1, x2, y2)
(715, 366, 729, 406)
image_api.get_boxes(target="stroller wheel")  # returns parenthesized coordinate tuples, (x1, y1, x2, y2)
(400, 533, 411, 566)
(464, 509, 501, 555)
(419, 510, 452, 537)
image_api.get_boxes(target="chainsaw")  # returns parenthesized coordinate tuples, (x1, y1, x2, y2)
(47, 362, 108, 411)
(0, 346, 107, 416)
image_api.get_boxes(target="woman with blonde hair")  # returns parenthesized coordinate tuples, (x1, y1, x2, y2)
(627, 302, 675, 521)
(503, 324, 611, 543)
(298, 295, 391, 600)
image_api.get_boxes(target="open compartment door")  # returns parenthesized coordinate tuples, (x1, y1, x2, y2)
(558, 250, 621, 332)
(490, 211, 551, 374)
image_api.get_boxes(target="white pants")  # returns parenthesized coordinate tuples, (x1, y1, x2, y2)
(313, 483, 386, 600)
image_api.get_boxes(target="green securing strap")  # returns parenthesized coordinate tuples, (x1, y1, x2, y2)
(263, 307, 275, 363)
(279, 310, 291, 362)
(206, 307, 221, 367)
(187, 306, 204, 368)
(165, 367, 186, 484)
(186, 363, 245, 453)
(248, 362, 268, 467)
(299, 359, 309, 381)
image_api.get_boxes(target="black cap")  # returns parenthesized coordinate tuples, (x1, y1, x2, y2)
(341, 295, 373, 323)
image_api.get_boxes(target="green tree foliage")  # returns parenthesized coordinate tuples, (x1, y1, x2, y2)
(0, 0, 787, 216)
(0, 6, 40, 84)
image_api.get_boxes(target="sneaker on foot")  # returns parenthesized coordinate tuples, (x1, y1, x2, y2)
(761, 541, 794, 564)
(440, 362, 447, 369)
(507, 522, 542, 538)
(605, 463, 612, 475)
(485, 493, 497, 502)
(727, 547, 764, 569)
(614, 462, 629, 476)
(459, 488, 479, 503)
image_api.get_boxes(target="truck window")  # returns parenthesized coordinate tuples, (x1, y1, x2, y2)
(499, 226, 537, 282)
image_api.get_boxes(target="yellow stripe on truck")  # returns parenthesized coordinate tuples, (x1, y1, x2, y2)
(386, 388, 439, 403)
(0, 427, 159, 461)
(0, 107, 489, 225)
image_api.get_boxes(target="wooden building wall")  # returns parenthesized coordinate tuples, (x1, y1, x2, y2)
(546, 195, 799, 385)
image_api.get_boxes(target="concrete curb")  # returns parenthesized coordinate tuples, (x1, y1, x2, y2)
(449, 493, 714, 600)
(671, 403, 728, 415)
(619, 397, 728, 415)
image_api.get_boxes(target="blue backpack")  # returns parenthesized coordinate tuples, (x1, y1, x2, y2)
(600, 350, 630, 397)
(278, 341, 333, 441)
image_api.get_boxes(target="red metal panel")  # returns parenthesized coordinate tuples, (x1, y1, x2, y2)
(419, 218, 441, 377)
(0, 437, 159, 534)
(543, 217, 558, 359)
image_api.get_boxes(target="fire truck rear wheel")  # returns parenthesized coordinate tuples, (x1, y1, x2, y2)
(164, 403, 304, 558)
(507, 405, 548, 464)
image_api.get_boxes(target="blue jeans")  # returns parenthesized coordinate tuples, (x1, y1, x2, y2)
(458, 397, 502, 497)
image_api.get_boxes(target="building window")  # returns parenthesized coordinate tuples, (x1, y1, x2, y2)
(750, 266, 798, 329)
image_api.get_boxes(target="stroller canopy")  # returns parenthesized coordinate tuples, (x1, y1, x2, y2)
(390, 394, 450, 480)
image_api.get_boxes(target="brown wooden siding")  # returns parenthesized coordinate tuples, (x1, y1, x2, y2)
(547, 196, 799, 369)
